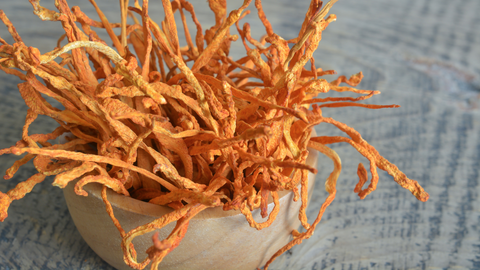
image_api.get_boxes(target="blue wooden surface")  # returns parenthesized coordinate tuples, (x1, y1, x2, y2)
(0, 0, 479, 269)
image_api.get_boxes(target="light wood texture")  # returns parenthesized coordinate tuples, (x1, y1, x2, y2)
(0, 0, 479, 269)
(62, 149, 317, 270)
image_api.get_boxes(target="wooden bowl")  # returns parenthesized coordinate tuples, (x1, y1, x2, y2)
(63, 150, 318, 270)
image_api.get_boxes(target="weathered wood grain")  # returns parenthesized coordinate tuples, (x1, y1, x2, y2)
(0, 0, 479, 269)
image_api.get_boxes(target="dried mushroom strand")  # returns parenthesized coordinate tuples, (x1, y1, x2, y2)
(0, 0, 429, 269)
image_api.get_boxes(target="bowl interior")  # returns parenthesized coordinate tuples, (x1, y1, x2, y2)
(82, 146, 318, 219)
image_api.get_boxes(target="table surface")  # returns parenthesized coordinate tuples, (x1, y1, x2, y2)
(0, 0, 479, 269)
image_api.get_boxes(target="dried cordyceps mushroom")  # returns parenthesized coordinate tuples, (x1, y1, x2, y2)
(0, 0, 429, 269)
